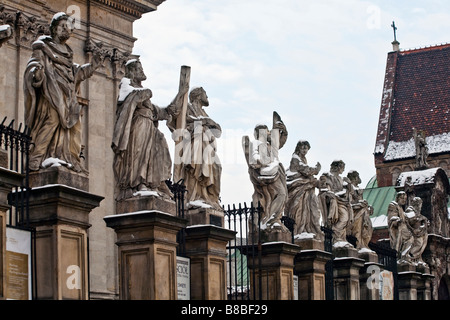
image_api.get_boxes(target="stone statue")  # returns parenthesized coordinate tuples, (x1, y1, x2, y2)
(318, 160, 353, 247)
(243, 112, 289, 234)
(111, 58, 187, 201)
(346, 170, 373, 250)
(170, 87, 222, 210)
(414, 128, 429, 170)
(285, 140, 323, 240)
(24, 12, 103, 172)
(387, 191, 414, 262)
(405, 197, 429, 265)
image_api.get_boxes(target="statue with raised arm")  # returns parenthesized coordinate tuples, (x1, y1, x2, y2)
(111, 59, 187, 201)
(285, 140, 323, 240)
(24, 12, 103, 172)
(346, 170, 373, 250)
(243, 112, 289, 234)
(169, 87, 222, 210)
(318, 160, 353, 247)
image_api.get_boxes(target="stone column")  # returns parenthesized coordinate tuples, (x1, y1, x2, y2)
(294, 238, 331, 300)
(358, 250, 382, 300)
(184, 224, 236, 300)
(0, 166, 24, 300)
(27, 167, 103, 300)
(105, 210, 187, 300)
(247, 242, 300, 300)
(332, 246, 365, 300)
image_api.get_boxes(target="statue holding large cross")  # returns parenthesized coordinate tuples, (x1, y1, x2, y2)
(169, 70, 223, 210)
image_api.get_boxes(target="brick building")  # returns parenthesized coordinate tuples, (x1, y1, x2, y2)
(364, 40, 450, 300)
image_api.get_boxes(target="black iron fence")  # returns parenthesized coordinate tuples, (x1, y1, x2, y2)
(224, 202, 267, 300)
(0, 117, 32, 228)
(166, 178, 187, 257)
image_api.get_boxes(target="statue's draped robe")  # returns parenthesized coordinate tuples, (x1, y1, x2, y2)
(319, 173, 353, 243)
(285, 154, 322, 238)
(174, 104, 222, 209)
(24, 36, 94, 172)
(112, 78, 174, 201)
(247, 129, 288, 226)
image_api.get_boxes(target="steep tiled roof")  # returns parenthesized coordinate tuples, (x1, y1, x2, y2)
(375, 43, 450, 160)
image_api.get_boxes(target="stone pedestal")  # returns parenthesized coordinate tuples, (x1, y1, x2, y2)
(0, 167, 24, 300)
(416, 264, 433, 300)
(332, 246, 365, 300)
(26, 169, 103, 300)
(186, 207, 224, 227)
(116, 194, 176, 216)
(105, 210, 187, 300)
(247, 242, 300, 300)
(397, 263, 422, 300)
(184, 224, 236, 300)
(294, 239, 331, 300)
(358, 249, 382, 300)
(397, 263, 434, 300)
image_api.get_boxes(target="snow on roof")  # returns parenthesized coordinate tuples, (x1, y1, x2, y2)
(396, 167, 440, 186)
(384, 132, 450, 161)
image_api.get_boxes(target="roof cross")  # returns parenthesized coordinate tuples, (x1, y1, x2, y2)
(391, 21, 398, 42)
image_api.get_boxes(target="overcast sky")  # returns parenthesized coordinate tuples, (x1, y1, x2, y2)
(132, 0, 450, 206)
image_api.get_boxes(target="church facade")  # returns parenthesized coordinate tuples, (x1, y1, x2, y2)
(0, 0, 165, 300)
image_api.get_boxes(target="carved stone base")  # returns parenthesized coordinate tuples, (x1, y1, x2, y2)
(260, 225, 292, 244)
(295, 237, 324, 251)
(116, 194, 176, 216)
(29, 166, 89, 192)
(186, 207, 224, 227)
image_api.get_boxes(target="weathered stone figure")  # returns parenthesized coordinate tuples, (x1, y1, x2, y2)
(0, 24, 12, 47)
(243, 112, 289, 231)
(318, 160, 353, 247)
(388, 191, 414, 262)
(285, 140, 323, 240)
(414, 128, 429, 170)
(171, 87, 222, 210)
(24, 13, 102, 172)
(346, 170, 373, 249)
(405, 197, 429, 265)
(111, 59, 186, 201)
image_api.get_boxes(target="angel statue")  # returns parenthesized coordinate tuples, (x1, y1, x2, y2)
(243, 111, 290, 238)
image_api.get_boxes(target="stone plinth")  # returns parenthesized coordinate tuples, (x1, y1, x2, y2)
(358, 249, 382, 300)
(247, 242, 300, 300)
(0, 167, 23, 300)
(332, 246, 365, 300)
(294, 239, 331, 300)
(116, 194, 176, 216)
(29, 166, 89, 192)
(184, 225, 236, 300)
(186, 207, 224, 227)
(104, 210, 187, 300)
(397, 262, 434, 300)
(26, 179, 103, 300)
